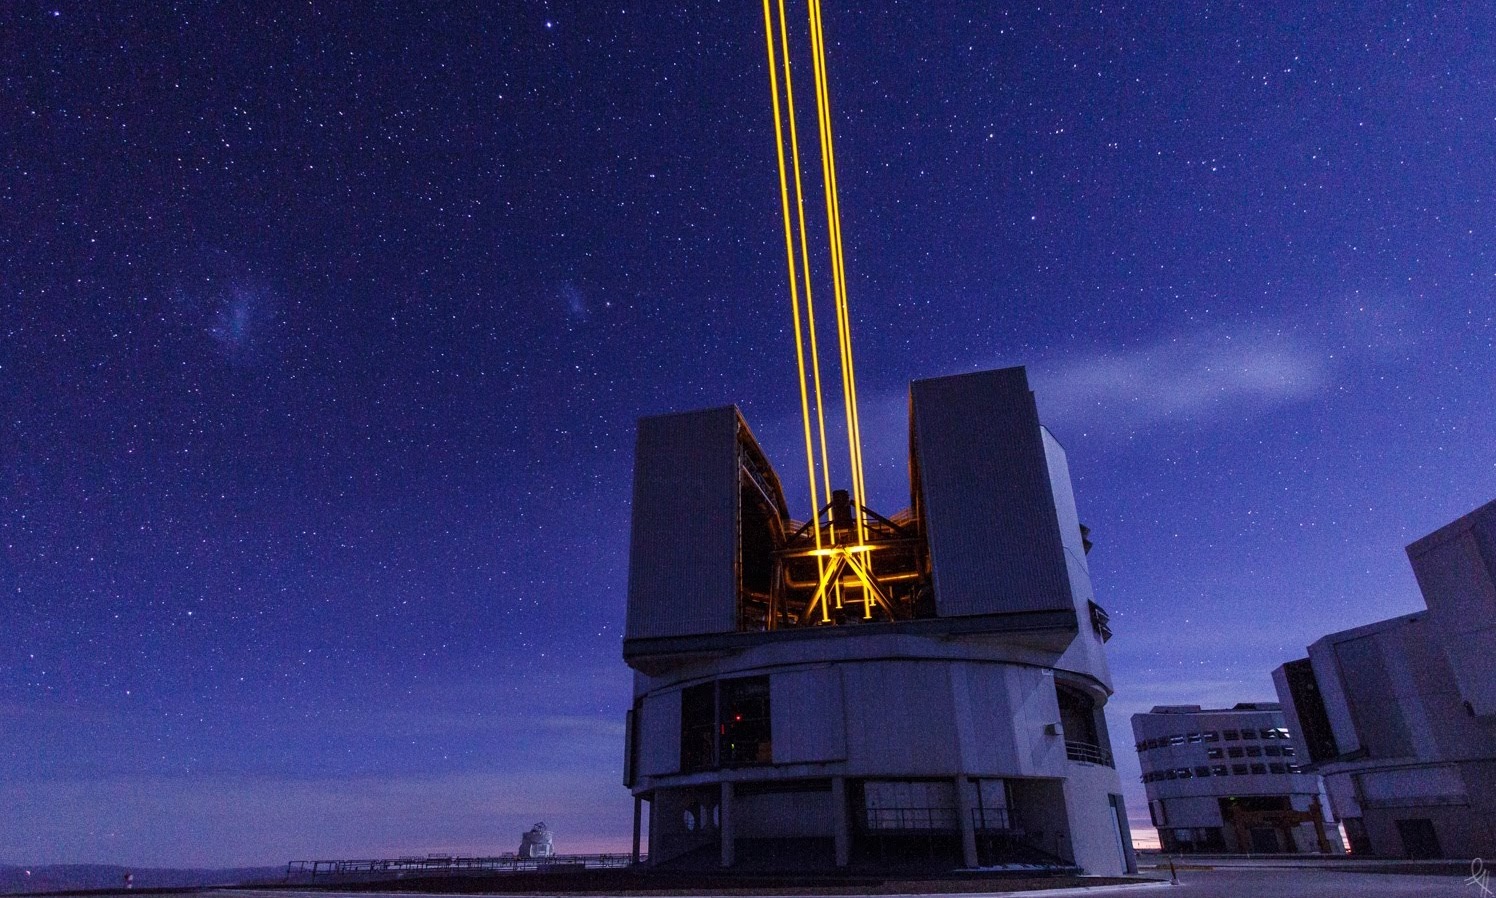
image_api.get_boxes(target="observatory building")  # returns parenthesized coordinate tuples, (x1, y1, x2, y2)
(1272, 498, 1496, 859)
(621, 366, 1134, 874)
(1131, 703, 1341, 855)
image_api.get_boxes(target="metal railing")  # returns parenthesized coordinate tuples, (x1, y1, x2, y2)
(971, 806, 1014, 832)
(285, 853, 639, 879)
(863, 806, 1021, 834)
(863, 806, 959, 831)
(1065, 739, 1114, 767)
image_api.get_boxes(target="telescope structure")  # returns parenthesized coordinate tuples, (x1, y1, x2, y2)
(622, 366, 1135, 874)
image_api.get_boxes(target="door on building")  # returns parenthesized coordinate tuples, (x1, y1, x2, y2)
(1248, 827, 1280, 853)
(1106, 794, 1132, 873)
(1395, 818, 1442, 859)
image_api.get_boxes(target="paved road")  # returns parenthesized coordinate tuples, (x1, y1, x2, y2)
(1095, 865, 1477, 897)
(207, 870, 1484, 898)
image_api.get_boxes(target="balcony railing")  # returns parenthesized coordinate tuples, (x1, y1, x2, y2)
(1065, 739, 1114, 767)
(971, 806, 1014, 832)
(863, 806, 958, 831)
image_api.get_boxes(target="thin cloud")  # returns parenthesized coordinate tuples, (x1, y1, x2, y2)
(1031, 330, 1327, 435)
(731, 327, 1332, 509)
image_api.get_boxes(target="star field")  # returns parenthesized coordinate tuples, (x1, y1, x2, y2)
(4, 1, 1495, 865)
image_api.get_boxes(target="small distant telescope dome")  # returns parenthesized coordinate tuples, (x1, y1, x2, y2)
(518, 822, 554, 858)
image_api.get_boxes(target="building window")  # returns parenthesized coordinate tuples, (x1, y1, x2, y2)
(1194, 765, 1212, 777)
(1245, 746, 1262, 758)
(680, 677, 772, 771)
(681, 683, 717, 772)
(860, 780, 958, 831)
(1202, 731, 1220, 742)
(1206, 747, 1223, 759)
(1228, 747, 1244, 758)
(1250, 763, 1267, 775)
(1223, 729, 1240, 741)
(1269, 763, 1286, 774)
(1058, 683, 1113, 766)
(1088, 600, 1113, 642)
(719, 676, 772, 765)
(1232, 764, 1249, 775)
(1211, 765, 1229, 776)
(1282, 746, 1296, 757)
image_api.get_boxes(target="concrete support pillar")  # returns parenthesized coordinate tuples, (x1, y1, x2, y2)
(831, 776, 850, 867)
(954, 776, 979, 868)
(646, 796, 658, 868)
(719, 781, 735, 868)
(631, 796, 643, 865)
(1311, 796, 1332, 854)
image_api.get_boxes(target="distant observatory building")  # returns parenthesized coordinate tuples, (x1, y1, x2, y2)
(621, 366, 1134, 874)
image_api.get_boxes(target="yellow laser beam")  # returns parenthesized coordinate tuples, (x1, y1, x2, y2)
(761, 1, 880, 624)
(773, 0, 837, 541)
(807, 0, 868, 546)
(761, 0, 827, 600)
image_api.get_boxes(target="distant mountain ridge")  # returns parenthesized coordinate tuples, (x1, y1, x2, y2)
(0, 865, 283, 895)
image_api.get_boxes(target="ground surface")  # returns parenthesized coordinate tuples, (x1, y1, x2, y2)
(245, 860, 1478, 897)
(1130, 863, 1476, 897)
(30, 861, 1483, 898)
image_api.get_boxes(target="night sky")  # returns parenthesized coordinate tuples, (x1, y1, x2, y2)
(6, 1, 1496, 867)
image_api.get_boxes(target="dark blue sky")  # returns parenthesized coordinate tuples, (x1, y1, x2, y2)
(5, 1, 1494, 866)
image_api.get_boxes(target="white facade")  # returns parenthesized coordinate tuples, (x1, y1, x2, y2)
(1273, 499, 1496, 859)
(1131, 704, 1340, 854)
(622, 367, 1134, 874)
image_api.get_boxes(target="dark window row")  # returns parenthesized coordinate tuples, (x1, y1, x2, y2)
(1142, 762, 1301, 783)
(1205, 745, 1294, 759)
(1136, 726, 1291, 753)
